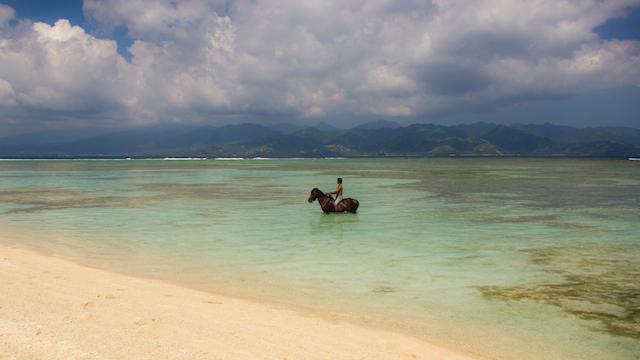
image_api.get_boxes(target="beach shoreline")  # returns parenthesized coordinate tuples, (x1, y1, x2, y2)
(0, 241, 482, 360)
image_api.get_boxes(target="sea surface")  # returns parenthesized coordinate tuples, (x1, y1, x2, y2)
(0, 158, 638, 359)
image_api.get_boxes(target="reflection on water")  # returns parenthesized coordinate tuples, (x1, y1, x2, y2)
(310, 212, 359, 239)
(0, 158, 639, 360)
(196, 211, 227, 219)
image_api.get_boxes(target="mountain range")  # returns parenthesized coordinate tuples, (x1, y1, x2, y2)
(1, 121, 639, 158)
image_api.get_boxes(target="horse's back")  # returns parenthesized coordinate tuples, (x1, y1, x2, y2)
(346, 198, 359, 213)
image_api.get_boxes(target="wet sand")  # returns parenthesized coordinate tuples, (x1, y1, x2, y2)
(0, 242, 481, 360)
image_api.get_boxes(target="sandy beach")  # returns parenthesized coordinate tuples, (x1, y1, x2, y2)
(0, 242, 481, 360)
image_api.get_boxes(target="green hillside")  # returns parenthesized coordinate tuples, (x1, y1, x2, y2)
(377, 128, 500, 155)
(2, 122, 640, 158)
(551, 128, 624, 144)
(195, 125, 640, 157)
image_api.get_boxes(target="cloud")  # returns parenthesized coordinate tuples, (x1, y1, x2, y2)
(0, 0, 639, 130)
(303, 107, 326, 118)
(0, 4, 15, 26)
(0, 18, 139, 125)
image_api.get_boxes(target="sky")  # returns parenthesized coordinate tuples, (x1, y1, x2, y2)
(0, 0, 639, 135)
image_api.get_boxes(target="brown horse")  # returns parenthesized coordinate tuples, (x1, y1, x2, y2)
(308, 188, 359, 214)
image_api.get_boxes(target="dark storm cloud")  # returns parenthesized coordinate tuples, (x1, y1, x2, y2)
(420, 62, 492, 96)
(445, 32, 535, 61)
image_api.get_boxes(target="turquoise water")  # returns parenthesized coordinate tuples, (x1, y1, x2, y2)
(1, 158, 639, 359)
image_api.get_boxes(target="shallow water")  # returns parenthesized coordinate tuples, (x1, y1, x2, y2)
(1, 158, 639, 359)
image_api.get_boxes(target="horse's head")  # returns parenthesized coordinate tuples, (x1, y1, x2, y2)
(308, 188, 322, 203)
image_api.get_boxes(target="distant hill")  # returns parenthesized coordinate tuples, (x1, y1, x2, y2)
(0, 123, 279, 157)
(0, 127, 115, 145)
(269, 123, 309, 135)
(199, 127, 407, 157)
(195, 124, 640, 157)
(376, 128, 499, 155)
(212, 123, 279, 143)
(511, 122, 576, 137)
(1, 121, 639, 158)
(354, 119, 402, 130)
(455, 122, 499, 137)
(550, 128, 624, 144)
(599, 126, 640, 145)
(482, 125, 559, 154)
(312, 122, 339, 131)
(562, 141, 640, 157)
(510, 123, 640, 145)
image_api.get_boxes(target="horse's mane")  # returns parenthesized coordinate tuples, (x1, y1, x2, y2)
(312, 188, 330, 198)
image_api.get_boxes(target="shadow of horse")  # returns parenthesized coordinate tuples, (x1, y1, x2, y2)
(308, 188, 359, 214)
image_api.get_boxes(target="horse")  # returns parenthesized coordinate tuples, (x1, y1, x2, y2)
(308, 188, 359, 214)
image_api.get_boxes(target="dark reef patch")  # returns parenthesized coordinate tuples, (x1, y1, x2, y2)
(476, 244, 640, 339)
(0, 185, 158, 215)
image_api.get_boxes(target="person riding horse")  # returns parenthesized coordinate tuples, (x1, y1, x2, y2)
(326, 178, 343, 213)
(308, 179, 359, 214)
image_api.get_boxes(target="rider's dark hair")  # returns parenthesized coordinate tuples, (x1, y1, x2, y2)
(337, 177, 342, 183)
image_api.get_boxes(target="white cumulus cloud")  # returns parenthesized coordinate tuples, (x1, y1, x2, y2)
(0, 18, 137, 125)
(0, 0, 638, 129)
(0, 4, 14, 27)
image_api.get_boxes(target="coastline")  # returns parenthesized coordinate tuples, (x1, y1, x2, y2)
(0, 241, 481, 360)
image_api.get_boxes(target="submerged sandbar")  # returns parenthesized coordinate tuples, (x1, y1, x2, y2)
(0, 241, 480, 360)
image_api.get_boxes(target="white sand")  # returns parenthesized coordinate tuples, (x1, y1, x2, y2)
(0, 242, 482, 360)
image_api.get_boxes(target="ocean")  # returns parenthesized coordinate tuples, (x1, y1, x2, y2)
(1, 157, 638, 359)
